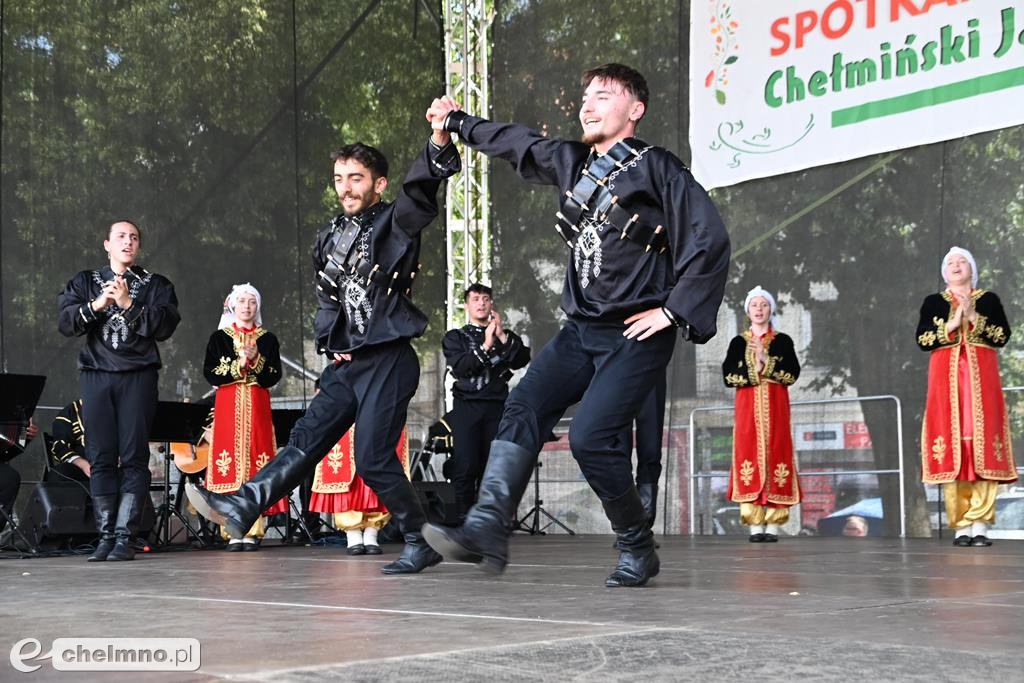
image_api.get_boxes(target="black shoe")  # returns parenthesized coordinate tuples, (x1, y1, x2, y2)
(346, 544, 366, 556)
(953, 535, 973, 547)
(602, 487, 660, 588)
(971, 535, 992, 547)
(226, 541, 244, 552)
(423, 440, 536, 575)
(106, 539, 136, 561)
(763, 533, 779, 543)
(106, 493, 142, 561)
(364, 544, 382, 555)
(87, 494, 118, 562)
(185, 445, 317, 539)
(749, 533, 766, 543)
(375, 480, 443, 574)
(242, 538, 260, 552)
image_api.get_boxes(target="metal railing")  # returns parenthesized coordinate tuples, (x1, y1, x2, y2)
(688, 394, 906, 537)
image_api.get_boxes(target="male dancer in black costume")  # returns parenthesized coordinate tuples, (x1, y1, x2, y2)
(58, 220, 180, 561)
(187, 126, 460, 574)
(423, 64, 730, 587)
(443, 283, 530, 519)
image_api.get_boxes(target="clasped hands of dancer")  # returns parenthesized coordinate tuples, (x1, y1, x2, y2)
(90, 276, 132, 312)
(237, 340, 259, 371)
(482, 309, 507, 351)
(945, 290, 978, 333)
(424, 95, 675, 343)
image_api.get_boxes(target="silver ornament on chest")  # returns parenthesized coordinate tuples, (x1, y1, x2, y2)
(573, 219, 603, 289)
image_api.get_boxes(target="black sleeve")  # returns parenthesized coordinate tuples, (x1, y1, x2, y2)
(916, 293, 957, 351)
(763, 333, 800, 386)
(203, 331, 243, 386)
(969, 292, 1011, 348)
(443, 329, 487, 378)
(312, 228, 340, 355)
(661, 170, 731, 344)
(253, 332, 282, 389)
(497, 331, 530, 370)
(391, 139, 462, 238)
(444, 112, 579, 188)
(50, 403, 85, 464)
(722, 336, 754, 388)
(125, 275, 180, 341)
(57, 272, 102, 338)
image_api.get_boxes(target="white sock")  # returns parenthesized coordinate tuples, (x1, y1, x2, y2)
(346, 529, 364, 546)
(954, 526, 971, 538)
(750, 524, 766, 535)
(227, 538, 243, 545)
(971, 522, 988, 537)
(242, 536, 258, 544)
(363, 527, 379, 547)
(765, 523, 780, 536)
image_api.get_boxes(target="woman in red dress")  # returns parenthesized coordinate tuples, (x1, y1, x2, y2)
(918, 247, 1016, 547)
(203, 284, 285, 550)
(723, 286, 801, 542)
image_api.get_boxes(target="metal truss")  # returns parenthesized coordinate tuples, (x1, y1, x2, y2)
(443, 0, 493, 329)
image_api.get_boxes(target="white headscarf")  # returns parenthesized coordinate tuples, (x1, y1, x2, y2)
(744, 285, 778, 328)
(941, 246, 978, 289)
(218, 283, 263, 330)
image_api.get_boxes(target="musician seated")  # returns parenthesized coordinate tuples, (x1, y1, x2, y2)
(0, 419, 38, 534)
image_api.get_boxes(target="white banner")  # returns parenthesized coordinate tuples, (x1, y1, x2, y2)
(689, 0, 1024, 189)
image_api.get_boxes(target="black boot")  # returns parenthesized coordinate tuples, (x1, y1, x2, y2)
(376, 480, 442, 575)
(637, 482, 658, 530)
(186, 445, 316, 539)
(603, 486, 660, 587)
(87, 494, 118, 562)
(422, 440, 535, 574)
(637, 481, 661, 549)
(107, 493, 143, 561)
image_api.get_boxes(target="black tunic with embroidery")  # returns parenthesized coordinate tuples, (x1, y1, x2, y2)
(721, 331, 801, 388)
(915, 291, 1011, 351)
(312, 141, 461, 355)
(202, 328, 282, 389)
(57, 265, 181, 372)
(443, 112, 730, 342)
(443, 324, 531, 401)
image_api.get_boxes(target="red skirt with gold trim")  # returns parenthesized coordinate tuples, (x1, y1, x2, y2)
(308, 427, 408, 514)
(728, 382, 801, 506)
(205, 382, 288, 515)
(922, 342, 1016, 484)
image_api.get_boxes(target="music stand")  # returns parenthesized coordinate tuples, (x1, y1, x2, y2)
(271, 408, 317, 544)
(0, 374, 47, 554)
(149, 401, 210, 548)
(514, 458, 576, 536)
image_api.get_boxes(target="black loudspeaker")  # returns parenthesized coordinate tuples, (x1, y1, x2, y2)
(412, 481, 459, 525)
(18, 483, 156, 548)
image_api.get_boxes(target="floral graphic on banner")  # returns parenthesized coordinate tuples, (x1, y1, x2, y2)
(704, 0, 739, 106)
(710, 117, 816, 169)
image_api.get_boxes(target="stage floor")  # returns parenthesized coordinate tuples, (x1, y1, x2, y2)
(3, 536, 1024, 681)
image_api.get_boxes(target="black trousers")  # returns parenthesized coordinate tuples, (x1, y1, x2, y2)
(497, 319, 675, 499)
(288, 341, 418, 495)
(81, 368, 158, 498)
(447, 398, 503, 515)
(633, 372, 667, 485)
